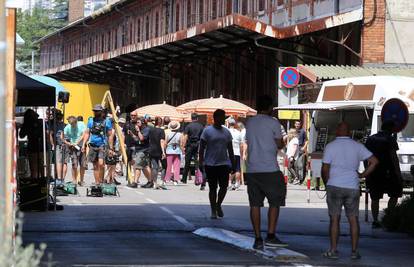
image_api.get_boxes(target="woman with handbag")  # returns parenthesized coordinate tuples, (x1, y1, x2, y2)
(164, 121, 183, 185)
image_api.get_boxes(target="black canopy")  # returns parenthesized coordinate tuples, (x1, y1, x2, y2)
(16, 71, 55, 107)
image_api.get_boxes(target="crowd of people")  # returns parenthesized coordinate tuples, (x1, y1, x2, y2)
(18, 95, 405, 256)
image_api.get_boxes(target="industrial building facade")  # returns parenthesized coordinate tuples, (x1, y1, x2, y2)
(39, 0, 380, 108)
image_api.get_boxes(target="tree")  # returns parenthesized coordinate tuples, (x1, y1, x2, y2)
(16, 1, 68, 74)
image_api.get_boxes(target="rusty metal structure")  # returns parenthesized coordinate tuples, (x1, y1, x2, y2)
(39, 0, 364, 107)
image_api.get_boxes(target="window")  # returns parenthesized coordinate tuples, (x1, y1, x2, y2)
(155, 12, 159, 37)
(199, 0, 203, 23)
(175, 4, 180, 31)
(146, 16, 150, 40)
(226, 0, 232, 15)
(242, 0, 247, 15)
(259, 0, 265, 11)
(187, 0, 191, 27)
(212, 0, 217, 19)
(137, 18, 141, 42)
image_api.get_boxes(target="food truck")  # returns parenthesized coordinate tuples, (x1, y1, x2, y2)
(277, 76, 414, 185)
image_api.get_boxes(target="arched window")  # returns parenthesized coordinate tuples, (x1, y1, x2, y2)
(175, 4, 180, 31)
(145, 16, 150, 40)
(187, 0, 191, 27)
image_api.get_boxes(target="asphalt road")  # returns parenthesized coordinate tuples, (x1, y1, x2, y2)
(22, 170, 414, 267)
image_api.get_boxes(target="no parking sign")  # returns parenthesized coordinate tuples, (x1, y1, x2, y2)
(280, 67, 300, 88)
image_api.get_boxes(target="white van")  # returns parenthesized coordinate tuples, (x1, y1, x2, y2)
(277, 76, 414, 185)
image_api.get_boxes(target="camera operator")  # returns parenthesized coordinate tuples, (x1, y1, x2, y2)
(82, 105, 114, 185)
(63, 116, 86, 185)
(124, 111, 152, 188)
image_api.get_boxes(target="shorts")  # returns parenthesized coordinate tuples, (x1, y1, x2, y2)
(366, 174, 403, 200)
(326, 185, 360, 217)
(88, 145, 105, 163)
(234, 155, 241, 172)
(133, 151, 150, 169)
(69, 149, 87, 168)
(56, 145, 70, 164)
(205, 165, 230, 190)
(246, 171, 286, 207)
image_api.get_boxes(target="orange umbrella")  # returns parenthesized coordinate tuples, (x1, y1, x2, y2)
(135, 101, 191, 122)
(176, 98, 210, 113)
(185, 95, 257, 116)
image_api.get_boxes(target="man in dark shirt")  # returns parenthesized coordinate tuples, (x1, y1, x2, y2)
(124, 111, 152, 188)
(181, 113, 205, 187)
(149, 117, 167, 190)
(49, 111, 68, 182)
(365, 120, 403, 228)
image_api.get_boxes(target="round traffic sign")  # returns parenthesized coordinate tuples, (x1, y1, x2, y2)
(381, 98, 409, 133)
(281, 67, 300, 88)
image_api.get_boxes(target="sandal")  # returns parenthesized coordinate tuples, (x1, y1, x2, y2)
(322, 250, 339, 259)
(351, 251, 361, 260)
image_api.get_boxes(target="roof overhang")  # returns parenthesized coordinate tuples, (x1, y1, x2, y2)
(42, 9, 363, 77)
(275, 101, 375, 111)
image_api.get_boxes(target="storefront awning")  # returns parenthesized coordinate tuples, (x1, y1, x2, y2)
(298, 64, 414, 83)
(275, 101, 375, 111)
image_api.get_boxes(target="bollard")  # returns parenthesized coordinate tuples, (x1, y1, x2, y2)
(306, 159, 311, 203)
(284, 156, 289, 184)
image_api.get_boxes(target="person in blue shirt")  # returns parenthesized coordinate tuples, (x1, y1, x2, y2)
(82, 104, 114, 185)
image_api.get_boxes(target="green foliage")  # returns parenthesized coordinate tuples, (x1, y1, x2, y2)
(16, 0, 68, 74)
(382, 196, 414, 235)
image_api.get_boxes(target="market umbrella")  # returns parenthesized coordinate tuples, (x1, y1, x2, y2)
(180, 95, 257, 116)
(135, 101, 191, 122)
(176, 98, 210, 113)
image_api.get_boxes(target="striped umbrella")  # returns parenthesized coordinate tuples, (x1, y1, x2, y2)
(135, 101, 191, 122)
(176, 98, 210, 113)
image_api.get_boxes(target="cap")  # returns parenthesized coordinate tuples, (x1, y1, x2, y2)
(118, 118, 126, 124)
(228, 118, 236, 125)
(92, 104, 104, 111)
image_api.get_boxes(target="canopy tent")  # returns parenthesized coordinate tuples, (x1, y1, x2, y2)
(16, 71, 56, 107)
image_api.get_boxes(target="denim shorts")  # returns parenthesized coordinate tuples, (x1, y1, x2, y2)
(326, 185, 360, 217)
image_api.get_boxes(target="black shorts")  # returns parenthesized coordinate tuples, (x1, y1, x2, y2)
(234, 156, 241, 172)
(367, 175, 403, 200)
(205, 165, 230, 190)
(246, 171, 286, 208)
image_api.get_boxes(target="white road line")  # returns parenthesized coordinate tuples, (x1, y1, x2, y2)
(173, 215, 194, 229)
(160, 206, 174, 215)
(145, 198, 157, 204)
(135, 191, 144, 195)
(124, 186, 134, 190)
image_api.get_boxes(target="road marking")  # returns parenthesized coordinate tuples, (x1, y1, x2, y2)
(145, 198, 157, 204)
(159, 206, 194, 229)
(160, 206, 174, 215)
(135, 191, 144, 195)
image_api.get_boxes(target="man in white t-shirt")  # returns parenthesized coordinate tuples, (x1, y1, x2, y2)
(244, 95, 286, 250)
(321, 122, 378, 260)
(199, 109, 236, 219)
(228, 118, 243, 190)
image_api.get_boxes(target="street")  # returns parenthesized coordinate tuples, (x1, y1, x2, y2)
(22, 170, 414, 267)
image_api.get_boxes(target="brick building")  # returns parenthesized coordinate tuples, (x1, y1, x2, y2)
(39, 0, 393, 108)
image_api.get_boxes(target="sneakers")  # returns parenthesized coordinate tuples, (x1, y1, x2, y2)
(141, 182, 154, 189)
(210, 209, 218, 219)
(155, 184, 168, 190)
(200, 185, 206, 191)
(253, 238, 264, 250)
(372, 221, 382, 229)
(264, 235, 288, 248)
(113, 178, 121, 185)
(127, 182, 138, 188)
(173, 181, 178, 186)
(322, 250, 339, 259)
(217, 206, 224, 218)
(351, 251, 361, 260)
(180, 179, 187, 184)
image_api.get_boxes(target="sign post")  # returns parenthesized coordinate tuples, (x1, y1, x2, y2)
(279, 67, 300, 129)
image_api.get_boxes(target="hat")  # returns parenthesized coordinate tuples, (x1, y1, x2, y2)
(227, 118, 236, 125)
(168, 121, 181, 130)
(92, 104, 104, 111)
(118, 118, 126, 124)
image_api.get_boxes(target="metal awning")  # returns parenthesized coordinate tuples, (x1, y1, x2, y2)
(275, 101, 375, 111)
(298, 64, 414, 82)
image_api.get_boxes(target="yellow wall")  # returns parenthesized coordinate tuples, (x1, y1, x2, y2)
(59, 82, 109, 121)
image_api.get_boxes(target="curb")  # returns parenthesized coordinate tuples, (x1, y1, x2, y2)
(193, 227, 309, 262)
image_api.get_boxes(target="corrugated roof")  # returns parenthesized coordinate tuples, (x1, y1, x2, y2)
(298, 64, 414, 82)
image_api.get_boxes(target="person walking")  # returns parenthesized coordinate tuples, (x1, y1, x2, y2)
(321, 122, 378, 259)
(82, 104, 114, 186)
(294, 120, 307, 183)
(149, 117, 167, 190)
(199, 109, 235, 219)
(63, 116, 86, 185)
(365, 120, 403, 228)
(50, 110, 68, 182)
(181, 113, 204, 185)
(244, 95, 287, 250)
(286, 128, 300, 184)
(164, 121, 183, 185)
(227, 118, 243, 190)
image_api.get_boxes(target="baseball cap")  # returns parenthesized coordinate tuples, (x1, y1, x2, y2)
(92, 104, 104, 111)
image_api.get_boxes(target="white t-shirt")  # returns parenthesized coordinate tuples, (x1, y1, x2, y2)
(201, 125, 232, 166)
(229, 127, 242, 156)
(286, 137, 299, 160)
(322, 137, 373, 189)
(245, 114, 282, 173)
